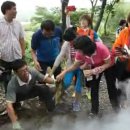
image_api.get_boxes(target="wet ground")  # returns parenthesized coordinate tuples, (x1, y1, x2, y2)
(0, 76, 116, 130)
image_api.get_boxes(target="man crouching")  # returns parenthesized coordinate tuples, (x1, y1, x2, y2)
(6, 59, 56, 130)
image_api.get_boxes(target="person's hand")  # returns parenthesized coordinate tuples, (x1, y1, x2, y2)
(56, 70, 66, 82)
(115, 49, 123, 56)
(83, 69, 93, 77)
(34, 61, 42, 71)
(92, 67, 103, 75)
(12, 121, 24, 130)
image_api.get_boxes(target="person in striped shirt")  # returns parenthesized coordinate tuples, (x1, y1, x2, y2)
(51, 27, 83, 112)
(0, 1, 25, 92)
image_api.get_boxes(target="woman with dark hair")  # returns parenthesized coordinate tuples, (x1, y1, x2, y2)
(50, 27, 83, 112)
(116, 19, 127, 38)
(56, 36, 112, 116)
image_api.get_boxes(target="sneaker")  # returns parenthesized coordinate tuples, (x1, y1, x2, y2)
(86, 91, 91, 101)
(120, 101, 128, 109)
(72, 101, 81, 112)
(88, 112, 97, 119)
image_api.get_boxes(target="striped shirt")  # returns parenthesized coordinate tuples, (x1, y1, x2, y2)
(0, 17, 24, 62)
(70, 42, 76, 60)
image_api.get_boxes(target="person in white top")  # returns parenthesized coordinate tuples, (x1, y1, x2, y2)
(51, 27, 83, 112)
(0, 1, 25, 92)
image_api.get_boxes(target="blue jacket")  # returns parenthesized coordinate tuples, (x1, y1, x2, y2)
(31, 27, 62, 62)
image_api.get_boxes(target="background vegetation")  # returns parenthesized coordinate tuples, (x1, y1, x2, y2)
(24, 0, 130, 64)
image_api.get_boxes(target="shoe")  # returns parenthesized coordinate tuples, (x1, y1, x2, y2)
(0, 108, 7, 116)
(88, 112, 97, 119)
(120, 101, 128, 109)
(72, 101, 81, 112)
(86, 91, 91, 101)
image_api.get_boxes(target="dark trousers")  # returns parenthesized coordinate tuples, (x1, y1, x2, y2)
(16, 85, 55, 112)
(38, 60, 61, 78)
(86, 73, 102, 114)
(0, 60, 14, 93)
(104, 66, 120, 112)
(105, 60, 130, 107)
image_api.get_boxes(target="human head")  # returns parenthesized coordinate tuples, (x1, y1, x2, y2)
(119, 19, 126, 26)
(127, 12, 130, 26)
(12, 59, 29, 82)
(79, 14, 92, 29)
(41, 20, 55, 37)
(73, 36, 96, 56)
(119, 19, 127, 29)
(63, 26, 77, 41)
(1, 1, 16, 19)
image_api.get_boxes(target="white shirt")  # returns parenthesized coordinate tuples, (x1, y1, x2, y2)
(0, 17, 25, 62)
(17, 74, 32, 86)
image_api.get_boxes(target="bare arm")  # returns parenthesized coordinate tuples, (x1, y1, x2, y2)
(56, 61, 80, 81)
(19, 38, 25, 57)
(83, 58, 111, 77)
(51, 42, 68, 75)
(6, 102, 18, 123)
(31, 49, 42, 71)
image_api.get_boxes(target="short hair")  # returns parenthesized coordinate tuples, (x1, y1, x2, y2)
(127, 12, 130, 23)
(119, 19, 127, 26)
(79, 14, 92, 26)
(63, 26, 77, 41)
(1, 1, 16, 15)
(73, 36, 96, 56)
(41, 20, 55, 31)
(12, 59, 27, 71)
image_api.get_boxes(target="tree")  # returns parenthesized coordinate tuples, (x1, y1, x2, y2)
(30, 6, 61, 31)
(61, 0, 69, 32)
(94, 0, 107, 32)
(103, 0, 120, 35)
(90, 0, 98, 28)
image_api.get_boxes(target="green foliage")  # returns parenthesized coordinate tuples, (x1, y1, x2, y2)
(23, 1, 130, 65)
(70, 9, 89, 26)
(30, 6, 61, 31)
(24, 31, 34, 65)
(104, 2, 129, 33)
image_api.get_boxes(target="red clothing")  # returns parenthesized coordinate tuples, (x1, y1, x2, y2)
(75, 42, 110, 67)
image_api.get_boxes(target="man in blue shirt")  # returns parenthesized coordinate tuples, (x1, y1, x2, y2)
(31, 20, 62, 77)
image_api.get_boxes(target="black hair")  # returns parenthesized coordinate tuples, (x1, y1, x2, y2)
(119, 19, 127, 26)
(1, 1, 16, 15)
(63, 26, 77, 41)
(40, 20, 55, 31)
(73, 36, 96, 56)
(12, 59, 27, 71)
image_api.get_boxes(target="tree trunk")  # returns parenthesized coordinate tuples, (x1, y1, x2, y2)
(94, 0, 107, 32)
(61, 0, 69, 32)
(104, 11, 110, 35)
(90, 0, 98, 29)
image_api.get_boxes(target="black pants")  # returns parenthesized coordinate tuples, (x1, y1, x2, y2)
(0, 60, 14, 93)
(16, 85, 55, 112)
(104, 66, 120, 112)
(38, 60, 61, 78)
(86, 73, 102, 114)
(105, 60, 130, 107)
